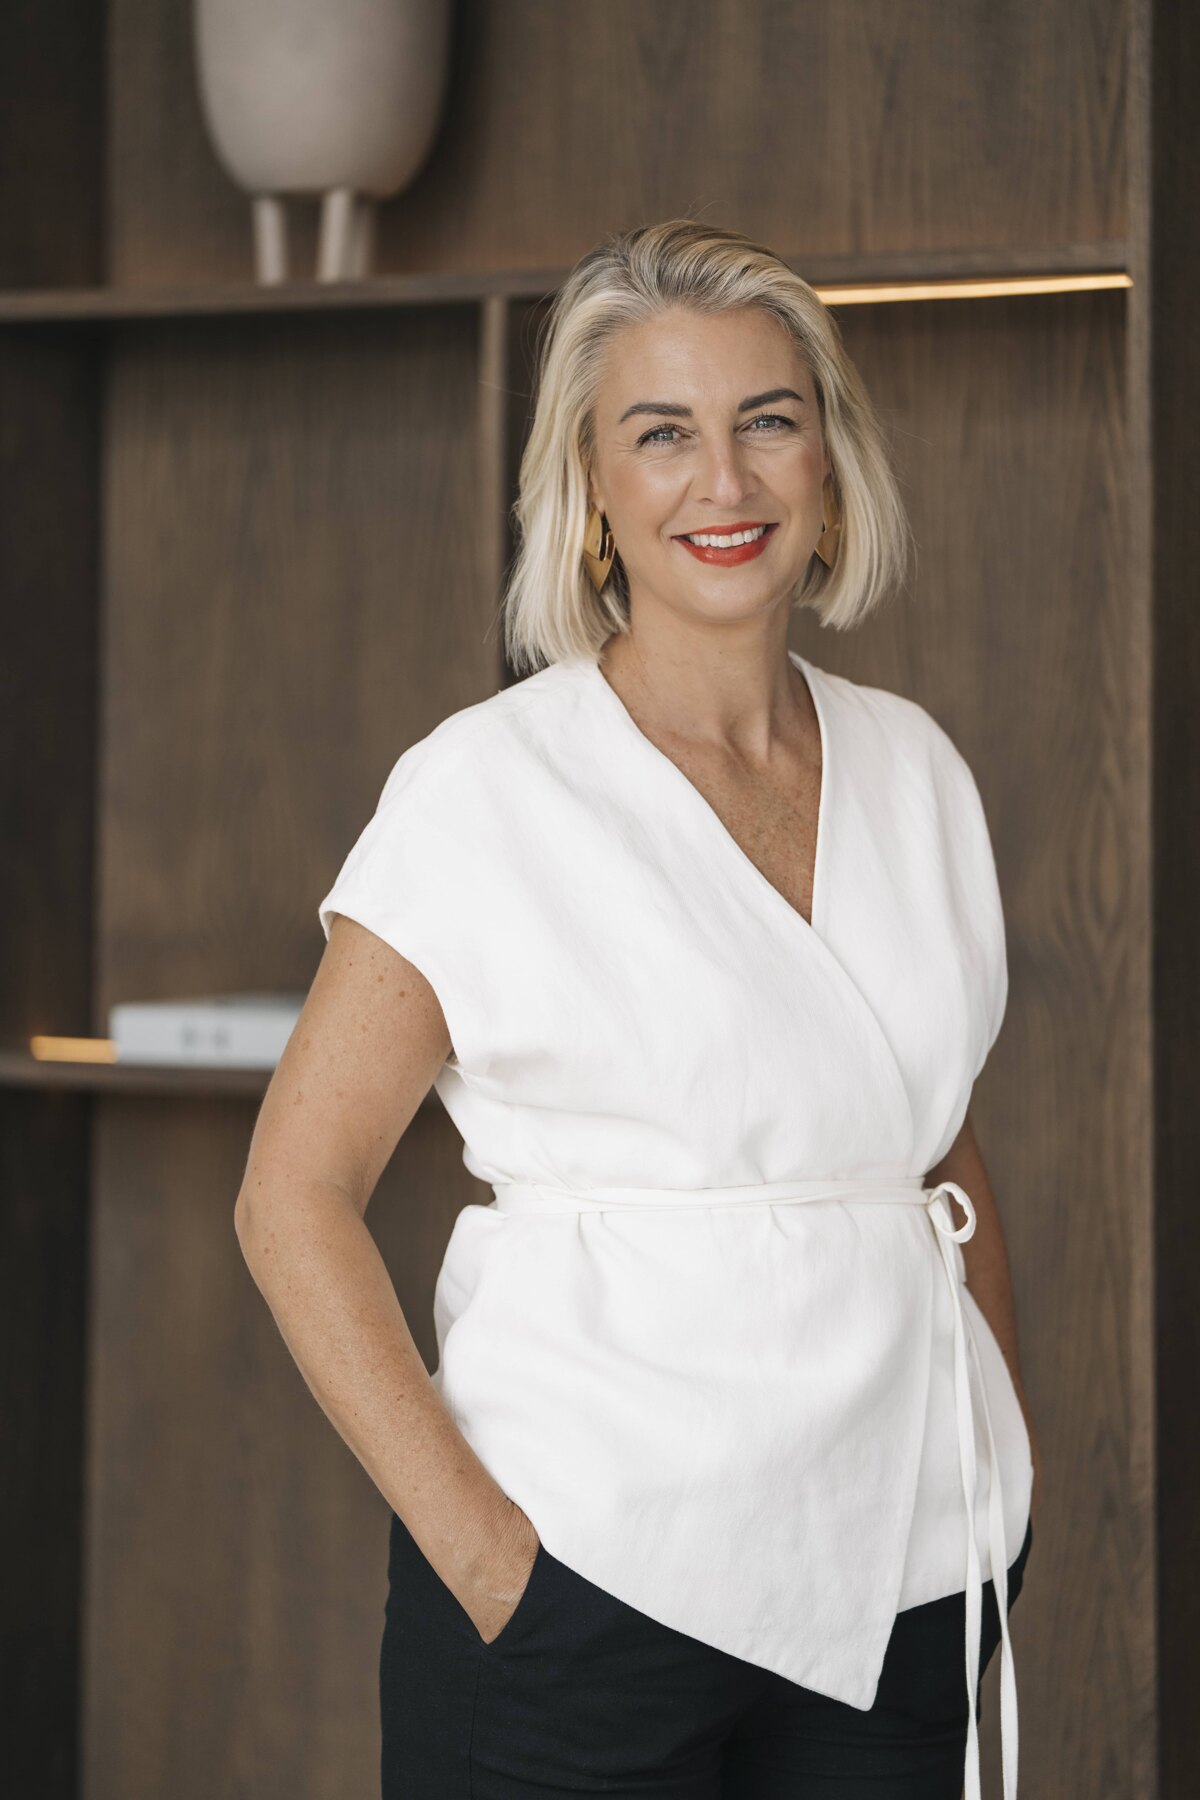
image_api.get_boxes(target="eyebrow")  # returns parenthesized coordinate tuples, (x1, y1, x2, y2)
(617, 387, 807, 425)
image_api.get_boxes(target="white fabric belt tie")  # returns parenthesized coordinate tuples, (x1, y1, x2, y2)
(491, 1172, 1018, 1800)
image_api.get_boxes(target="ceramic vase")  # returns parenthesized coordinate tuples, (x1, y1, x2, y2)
(194, 0, 452, 283)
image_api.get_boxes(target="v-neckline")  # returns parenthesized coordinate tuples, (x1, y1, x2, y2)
(585, 647, 831, 941)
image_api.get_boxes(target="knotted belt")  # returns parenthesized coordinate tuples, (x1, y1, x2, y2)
(491, 1173, 1019, 1800)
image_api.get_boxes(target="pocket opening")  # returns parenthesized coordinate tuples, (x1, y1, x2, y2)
(477, 1537, 548, 1653)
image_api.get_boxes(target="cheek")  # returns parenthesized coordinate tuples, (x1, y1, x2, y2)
(775, 447, 828, 510)
(612, 463, 685, 528)
(776, 437, 826, 476)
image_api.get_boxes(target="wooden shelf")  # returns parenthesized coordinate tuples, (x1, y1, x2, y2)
(0, 1044, 271, 1096)
(0, 241, 1129, 326)
(0, 1044, 440, 1103)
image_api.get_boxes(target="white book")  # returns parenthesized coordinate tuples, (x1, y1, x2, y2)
(109, 991, 307, 1069)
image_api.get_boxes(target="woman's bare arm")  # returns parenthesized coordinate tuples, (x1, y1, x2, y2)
(926, 1109, 1043, 1528)
(233, 911, 539, 1641)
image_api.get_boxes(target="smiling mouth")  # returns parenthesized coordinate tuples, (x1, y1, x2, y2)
(672, 522, 780, 566)
(674, 522, 777, 548)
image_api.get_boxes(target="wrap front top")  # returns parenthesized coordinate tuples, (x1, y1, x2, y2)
(317, 648, 1034, 1800)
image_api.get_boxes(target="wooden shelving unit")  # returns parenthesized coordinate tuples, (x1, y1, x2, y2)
(0, 239, 1132, 324)
(2, 2, 1196, 1797)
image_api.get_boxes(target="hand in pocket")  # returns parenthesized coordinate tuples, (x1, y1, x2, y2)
(463, 1498, 543, 1647)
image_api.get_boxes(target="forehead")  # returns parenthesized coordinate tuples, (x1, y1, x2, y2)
(596, 306, 811, 412)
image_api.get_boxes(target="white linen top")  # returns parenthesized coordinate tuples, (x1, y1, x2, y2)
(318, 648, 1034, 1800)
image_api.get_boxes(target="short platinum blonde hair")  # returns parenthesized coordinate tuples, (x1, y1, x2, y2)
(501, 218, 914, 676)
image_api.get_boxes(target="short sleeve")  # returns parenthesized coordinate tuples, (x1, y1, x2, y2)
(316, 741, 470, 1062)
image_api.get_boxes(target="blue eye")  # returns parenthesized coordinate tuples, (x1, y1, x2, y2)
(636, 412, 796, 448)
(638, 423, 679, 446)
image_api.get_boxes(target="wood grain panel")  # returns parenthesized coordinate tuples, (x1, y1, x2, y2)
(107, 0, 1128, 288)
(798, 292, 1134, 1795)
(83, 1096, 487, 1800)
(0, 330, 100, 1796)
(786, 292, 1133, 1792)
(504, 287, 1133, 1790)
(0, 1089, 90, 1800)
(97, 306, 490, 1021)
(1139, 0, 1200, 1789)
(0, 0, 103, 289)
(88, 301, 500, 1797)
(0, 333, 100, 1040)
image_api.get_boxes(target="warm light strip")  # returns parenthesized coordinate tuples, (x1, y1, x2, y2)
(29, 1034, 118, 1063)
(814, 272, 1132, 305)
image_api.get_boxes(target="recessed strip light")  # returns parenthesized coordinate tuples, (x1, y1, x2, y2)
(813, 272, 1132, 305)
(29, 1034, 117, 1064)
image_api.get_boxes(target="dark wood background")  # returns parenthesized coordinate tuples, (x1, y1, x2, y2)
(2, 1, 1194, 1796)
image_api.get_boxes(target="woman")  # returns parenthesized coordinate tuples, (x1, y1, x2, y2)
(236, 219, 1043, 1799)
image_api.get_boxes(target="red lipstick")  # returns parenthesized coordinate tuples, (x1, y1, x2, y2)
(673, 521, 778, 567)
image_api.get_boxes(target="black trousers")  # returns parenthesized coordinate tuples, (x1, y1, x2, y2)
(380, 1511, 1033, 1798)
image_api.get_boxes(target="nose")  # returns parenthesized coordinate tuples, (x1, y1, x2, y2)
(694, 433, 755, 508)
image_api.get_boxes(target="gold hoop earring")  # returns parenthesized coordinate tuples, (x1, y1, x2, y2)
(815, 472, 842, 570)
(583, 505, 616, 592)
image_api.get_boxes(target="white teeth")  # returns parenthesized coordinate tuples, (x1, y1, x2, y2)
(684, 525, 769, 548)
